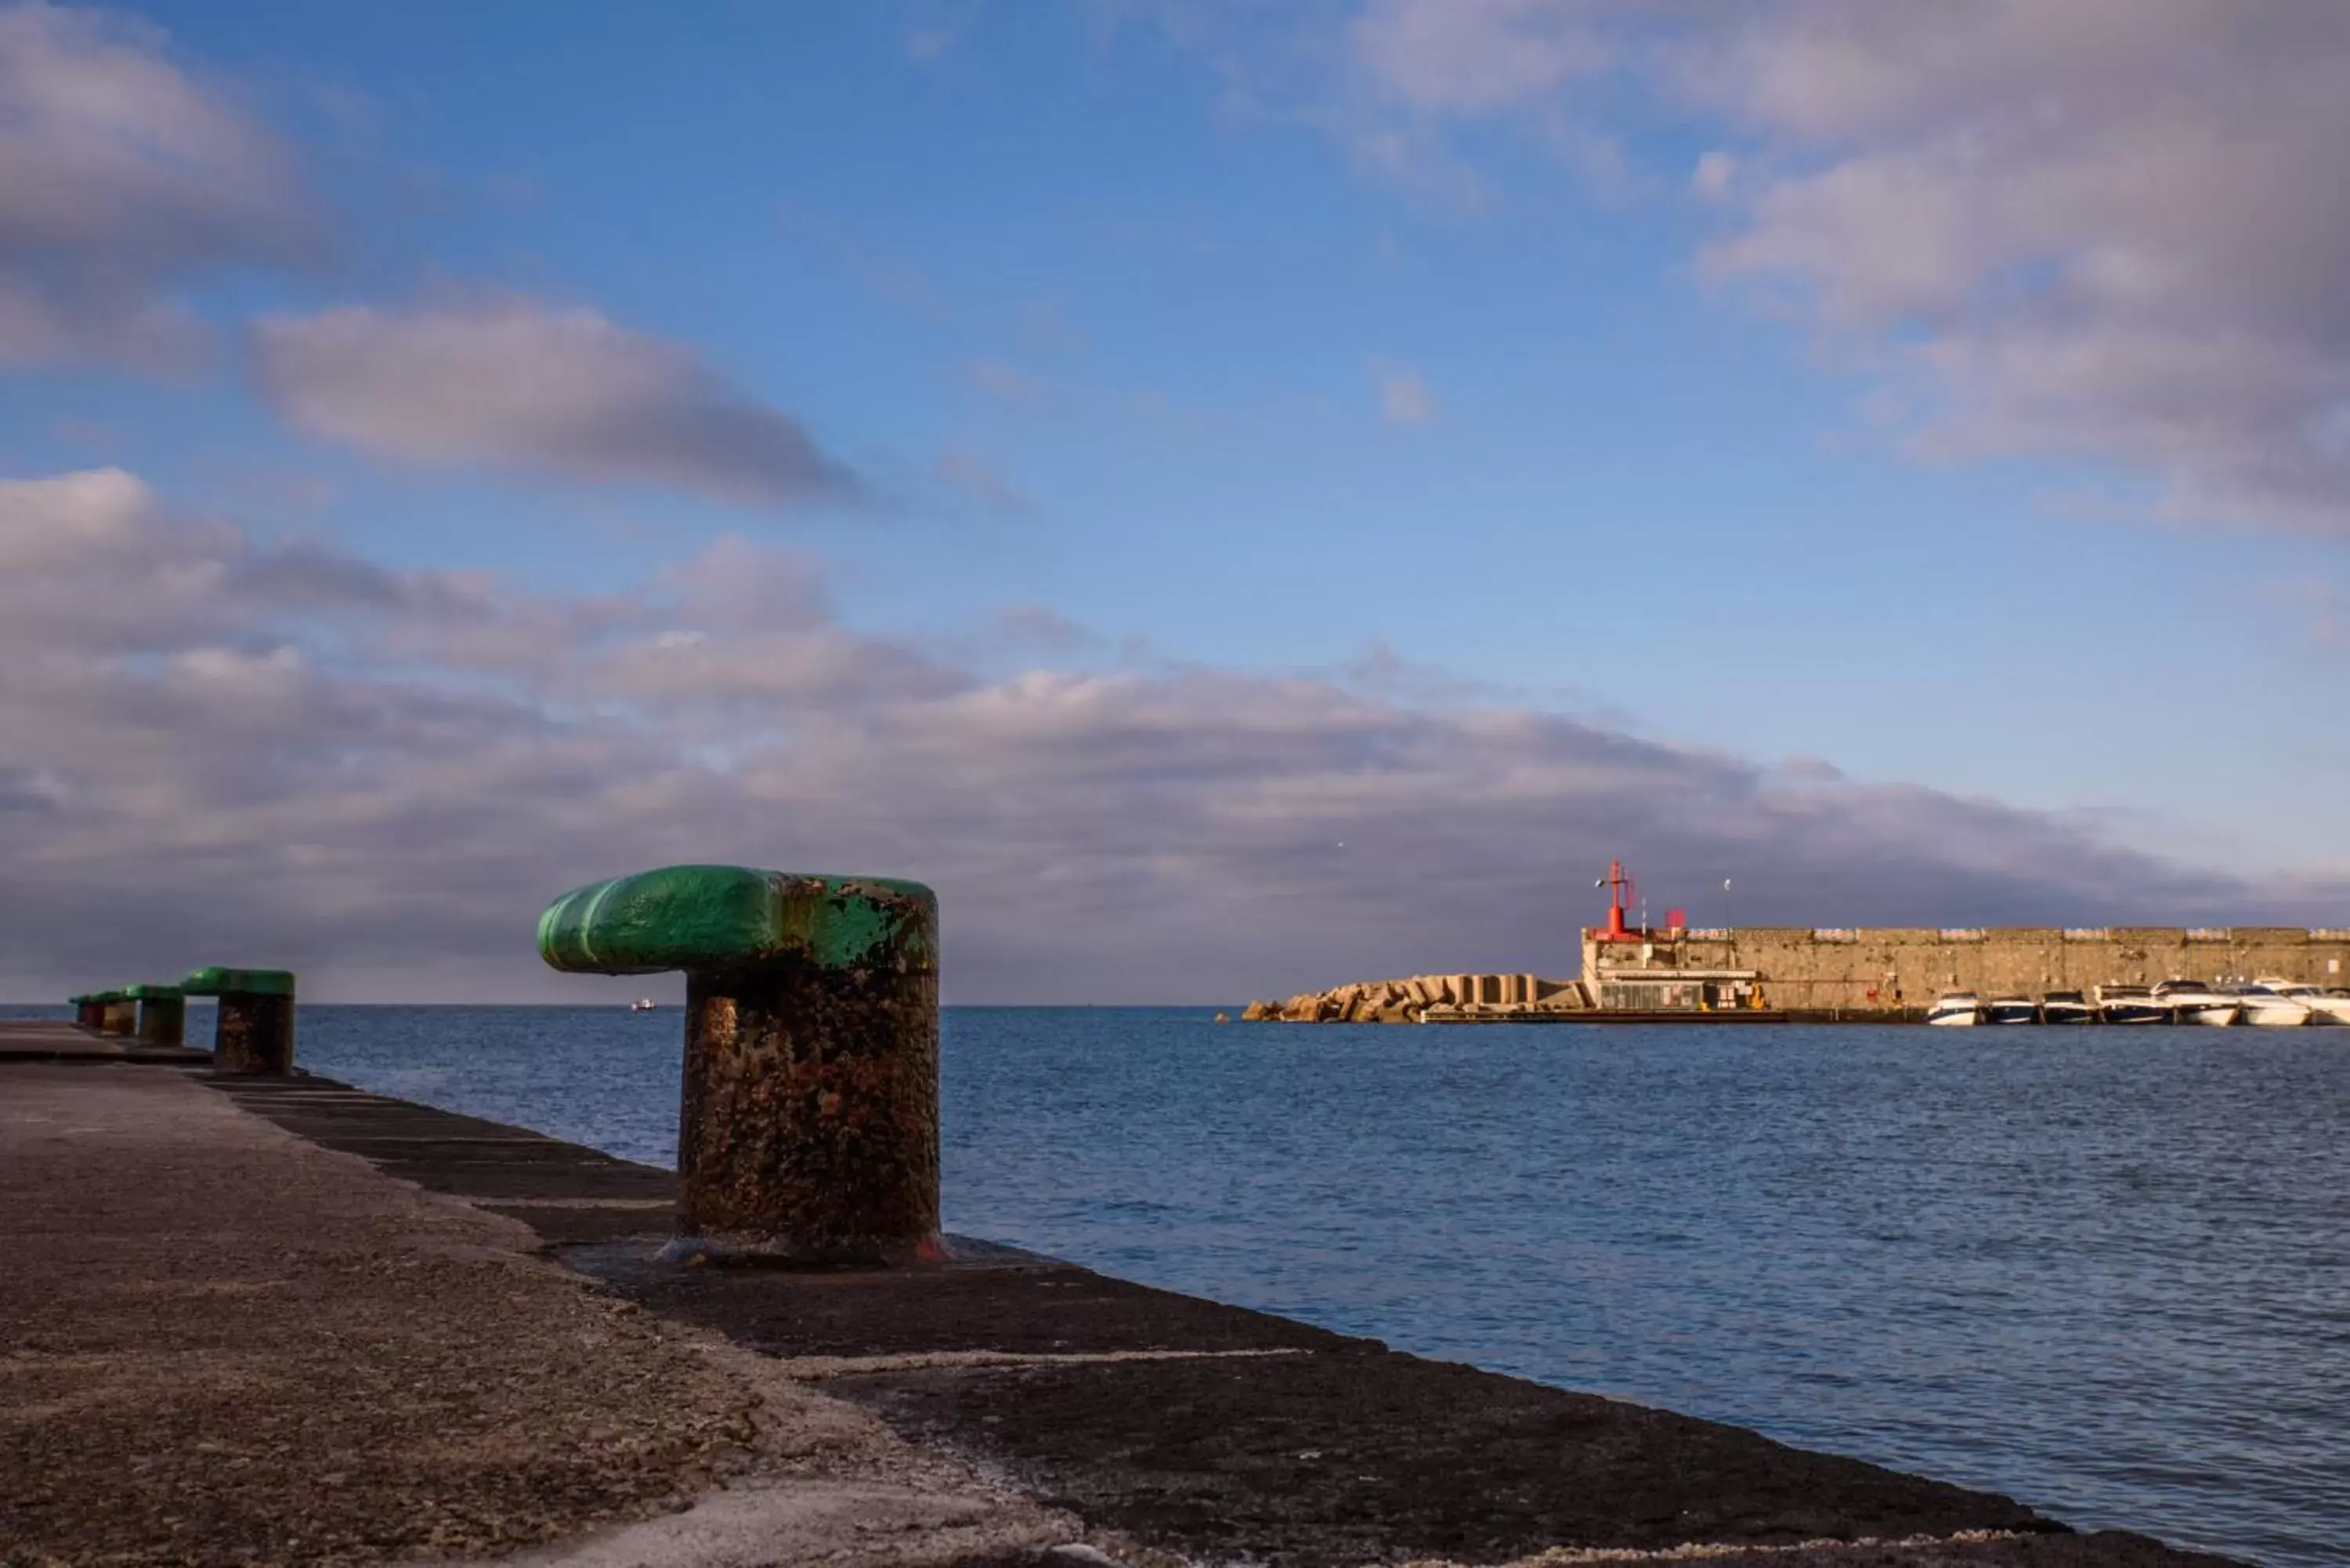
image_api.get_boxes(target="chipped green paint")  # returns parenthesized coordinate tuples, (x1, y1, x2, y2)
(181, 966, 297, 998)
(537, 864, 937, 977)
(124, 983, 183, 1000)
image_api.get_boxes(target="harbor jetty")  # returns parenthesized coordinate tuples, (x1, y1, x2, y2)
(2, 864, 2248, 1566)
(1244, 862, 2350, 1024)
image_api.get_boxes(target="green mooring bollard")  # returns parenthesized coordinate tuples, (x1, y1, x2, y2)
(97, 989, 136, 1036)
(537, 864, 942, 1264)
(181, 968, 297, 1074)
(125, 984, 186, 1047)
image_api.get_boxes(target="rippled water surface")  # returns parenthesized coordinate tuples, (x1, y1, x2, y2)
(118, 1006, 2350, 1564)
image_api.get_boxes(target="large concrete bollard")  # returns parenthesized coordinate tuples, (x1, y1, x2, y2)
(127, 984, 186, 1047)
(97, 990, 137, 1036)
(70, 994, 100, 1030)
(537, 865, 941, 1263)
(181, 968, 297, 1074)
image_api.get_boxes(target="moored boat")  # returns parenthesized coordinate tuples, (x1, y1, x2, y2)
(1925, 991, 1981, 1027)
(629, 996, 657, 1012)
(2232, 981, 2312, 1028)
(2151, 978, 2239, 1027)
(2262, 981, 2347, 1025)
(2093, 984, 2167, 1024)
(1983, 995, 2039, 1024)
(2039, 990, 2095, 1024)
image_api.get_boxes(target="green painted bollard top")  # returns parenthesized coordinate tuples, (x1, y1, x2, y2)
(181, 967, 297, 997)
(537, 864, 936, 976)
(124, 983, 182, 1001)
(90, 988, 126, 1004)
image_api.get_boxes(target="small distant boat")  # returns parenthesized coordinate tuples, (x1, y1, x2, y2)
(2039, 990, 2095, 1025)
(2093, 984, 2167, 1025)
(629, 997, 658, 1012)
(2236, 980, 2314, 1028)
(2152, 978, 2239, 1028)
(1982, 995, 2039, 1025)
(1925, 991, 1981, 1027)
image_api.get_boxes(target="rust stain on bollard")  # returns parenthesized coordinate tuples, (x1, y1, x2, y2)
(97, 991, 137, 1036)
(183, 968, 297, 1075)
(540, 865, 940, 1264)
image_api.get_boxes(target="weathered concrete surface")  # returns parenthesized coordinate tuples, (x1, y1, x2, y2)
(0, 1017, 209, 1064)
(192, 1073, 2243, 1568)
(0, 1064, 1086, 1568)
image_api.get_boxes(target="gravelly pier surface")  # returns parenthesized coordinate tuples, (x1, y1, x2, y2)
(0, 1023, 2245, 1567)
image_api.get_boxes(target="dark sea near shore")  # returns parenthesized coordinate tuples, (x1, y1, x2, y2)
(19, 1003, 2346, 1566)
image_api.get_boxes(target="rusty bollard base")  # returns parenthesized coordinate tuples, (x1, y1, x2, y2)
(93, 988, 138, 1036)
(183, 967, 297, 1075)
(539, 865, 942, 1267)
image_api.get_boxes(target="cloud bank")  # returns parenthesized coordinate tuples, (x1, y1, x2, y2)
(0, 2, 320, 367)
(2, 468, 2336, 1003)
(251, 300, 855, 508)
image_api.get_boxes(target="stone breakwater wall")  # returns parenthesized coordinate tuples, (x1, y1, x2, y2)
(1242, 972, 1586, 1023)
(1587, 925, 2350, 1010)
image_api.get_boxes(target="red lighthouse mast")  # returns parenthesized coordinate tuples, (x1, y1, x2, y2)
(1596, 858, 1640, 941)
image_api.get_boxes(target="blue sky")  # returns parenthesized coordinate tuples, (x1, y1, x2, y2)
(3, 2, 2346, 999)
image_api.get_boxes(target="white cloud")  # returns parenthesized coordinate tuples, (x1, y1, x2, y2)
(1689, 150, 1734, 202)
(0, 3, 320, 368)
(251, 299, 855, 508)
(1, 468, 2335, 1003)
(1373, 360, 1437, 425)
(1156, 1, 2350, 533)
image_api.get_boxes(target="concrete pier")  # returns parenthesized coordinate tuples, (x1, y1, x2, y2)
(183, 966, 296, 1074)
(538, 865, 942, 1263)
(128, 982, 184, 1046)
(0, 1030, 2243, 1567)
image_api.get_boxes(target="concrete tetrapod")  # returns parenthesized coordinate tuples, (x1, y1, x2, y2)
(182, 967, 297, 1075)
(125, 984, 186, 1047)
(537, 864, 942, 1264)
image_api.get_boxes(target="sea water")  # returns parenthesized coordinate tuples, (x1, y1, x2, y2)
(27, 1003, 2345, 1565)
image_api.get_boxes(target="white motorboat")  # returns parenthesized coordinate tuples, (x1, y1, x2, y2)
(1983, 995, 2039, 1024)
(2151, 978, 2239, 1027)
(2093, 984, 2168, 1024)
(2253, 979, 2341, 1025)
(1925, 991, 1981, 1027)
(629, 996, 658, 1012)
(2314, 988, 2350, 1026)
(2232, 981, 2312, 1028)
(2039, 990, 2095, 1024)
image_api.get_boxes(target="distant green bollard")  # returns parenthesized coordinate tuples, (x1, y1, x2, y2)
(181, 968, 297, 1074)
(537, 865, 942, 1263)
(97, 990, 136, 1036)
(126, 984, 185, 1047)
